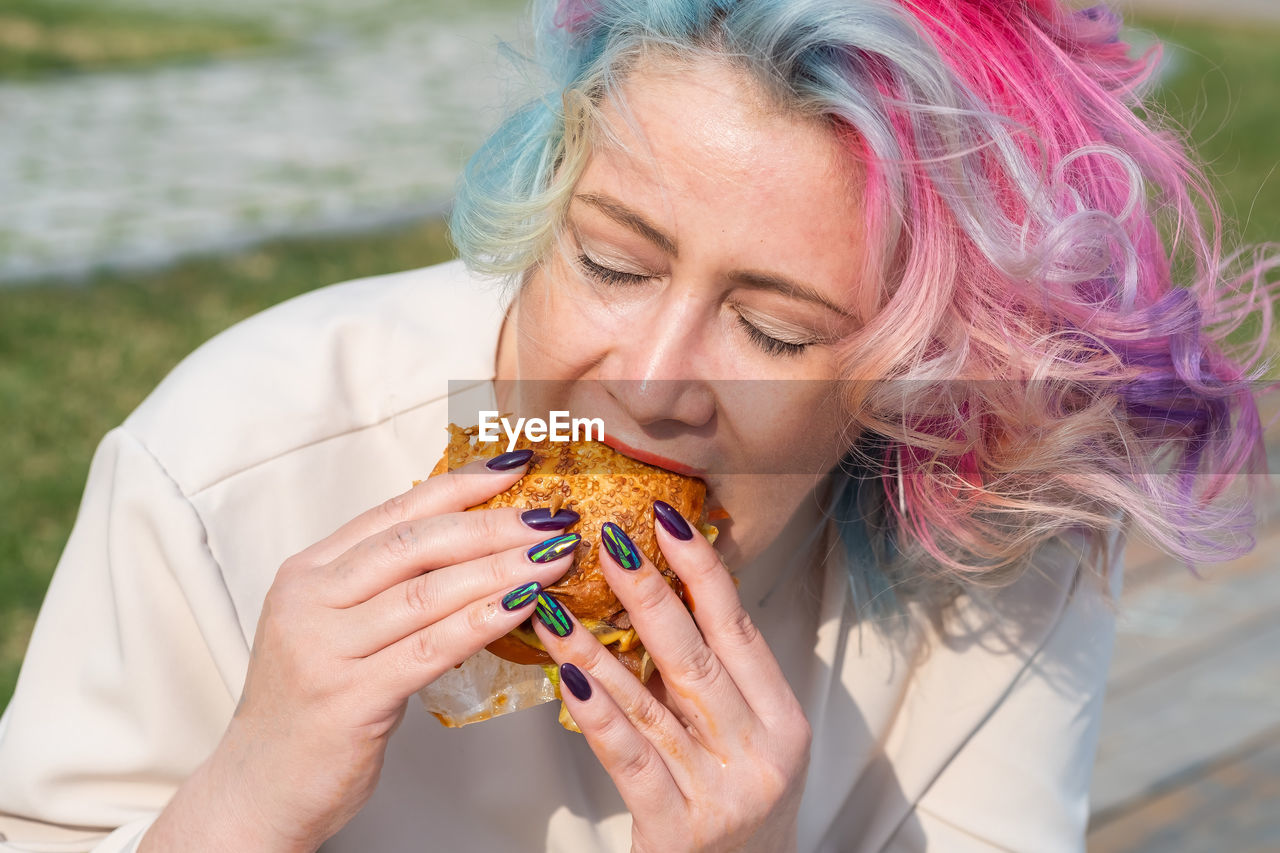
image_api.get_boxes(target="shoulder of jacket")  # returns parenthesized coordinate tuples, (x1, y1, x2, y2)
(123, 259, 508, 495)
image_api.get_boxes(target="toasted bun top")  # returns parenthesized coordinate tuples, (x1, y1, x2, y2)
(429, 423, 707, 622)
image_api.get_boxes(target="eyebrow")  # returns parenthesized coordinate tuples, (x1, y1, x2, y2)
(575, 192, 679, 257)
(727, 271, 853, 319)
(573, 191, 853, 319)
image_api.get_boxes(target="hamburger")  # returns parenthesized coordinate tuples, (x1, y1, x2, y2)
(428, 422, 720, 725)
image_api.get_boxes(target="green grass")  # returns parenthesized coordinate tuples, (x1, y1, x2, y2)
(2, 15, 1279, 711)
(0, 221, 456, 706)
(1131, 14, 1280, 247)
(0, 0, 277, 78)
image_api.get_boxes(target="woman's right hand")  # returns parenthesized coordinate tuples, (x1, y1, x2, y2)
(140, 450, 579, 853)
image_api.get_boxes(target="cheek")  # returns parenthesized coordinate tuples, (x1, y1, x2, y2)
(722, 381, 852, 474)
(514, 263, 609, 381)
(709, 389, 852, 565)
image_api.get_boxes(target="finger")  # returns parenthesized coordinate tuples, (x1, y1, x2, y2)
(652, 501, 796, 723)
(595, 522, 751, 741)
(293, 451, 537, 569)
(340, 534, 580, 656)
(322, 503, 579, 607)
(368, 562, 556, 702)
(531, 609, 689, 817)
(555, 663, 687, 820)
(532, 597, 699, 782)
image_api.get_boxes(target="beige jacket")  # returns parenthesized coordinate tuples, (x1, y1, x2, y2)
(0, 260, 1120, 852)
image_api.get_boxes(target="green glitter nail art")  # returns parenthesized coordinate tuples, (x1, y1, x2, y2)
(601, 522, 642, 570)
(535, 592, 573, 637)
(502, 581, 541, 611)
(527, 533, 581, 564)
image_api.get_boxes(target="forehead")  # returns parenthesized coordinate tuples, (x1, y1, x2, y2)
(578, 52, 867, 293)
(595, 52, 860, 192)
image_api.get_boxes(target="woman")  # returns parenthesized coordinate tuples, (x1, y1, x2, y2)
(0, 0, 1271, 850)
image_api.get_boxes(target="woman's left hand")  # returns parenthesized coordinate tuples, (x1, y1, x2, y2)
(531, 501, 812, 853)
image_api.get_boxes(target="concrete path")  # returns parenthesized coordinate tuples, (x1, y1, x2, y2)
(0, 3, 522, 284)
(2, 0, 1275, 286)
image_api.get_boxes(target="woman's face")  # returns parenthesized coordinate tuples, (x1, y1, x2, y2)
(500, 55, 870, 570)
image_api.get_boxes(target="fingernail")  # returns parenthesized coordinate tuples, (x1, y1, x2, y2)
(527, 533, 581, 563)
(601, 522, 642, 570)
(521, 507, 581, 531)
(501, 581, 542, 611)
(653, 500, 694, 541)
(535, 592, 573, 637)
(486, 449, 534, 471)
(560, 662, 592, 701)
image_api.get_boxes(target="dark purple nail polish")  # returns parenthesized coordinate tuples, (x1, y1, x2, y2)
(560, 662, 592, 701)
(521, 507, 581, 531)
(653, 500, 694, 541)
(601, 522, 643, 570)
(486, 449, 534, 471)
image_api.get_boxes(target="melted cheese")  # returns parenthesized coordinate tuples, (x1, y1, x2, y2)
(699, 521, 719, 545)
(511, 619, 637, 652)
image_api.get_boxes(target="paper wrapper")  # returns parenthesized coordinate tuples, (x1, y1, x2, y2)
(417, 649, 558, 727)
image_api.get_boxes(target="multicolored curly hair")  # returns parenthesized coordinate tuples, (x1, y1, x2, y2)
(450, 0, 1277, 603)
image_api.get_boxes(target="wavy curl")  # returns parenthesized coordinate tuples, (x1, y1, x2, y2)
(450, 0, 1278, 603)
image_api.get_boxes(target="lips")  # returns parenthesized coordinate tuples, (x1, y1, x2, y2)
(600, 432, 706, 479)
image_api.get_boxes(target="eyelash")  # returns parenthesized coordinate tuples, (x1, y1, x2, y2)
(575, 253, 812, 358)
(735, 316, 809, 357)
(576, 253, 649, 287)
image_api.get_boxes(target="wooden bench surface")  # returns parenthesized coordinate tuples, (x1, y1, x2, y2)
(1087, 413, 1280, 852)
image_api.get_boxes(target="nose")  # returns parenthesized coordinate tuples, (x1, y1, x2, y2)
(597, 292, 716, 429)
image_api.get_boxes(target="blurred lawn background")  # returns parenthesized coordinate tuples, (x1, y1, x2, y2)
(2, 7, 1279, 709)
(0, 0, 277, 77)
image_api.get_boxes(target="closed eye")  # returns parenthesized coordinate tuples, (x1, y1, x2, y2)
(576, 250, 815, 357)
(576, 253, 653, 287)
(736, 314, 810, 357)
